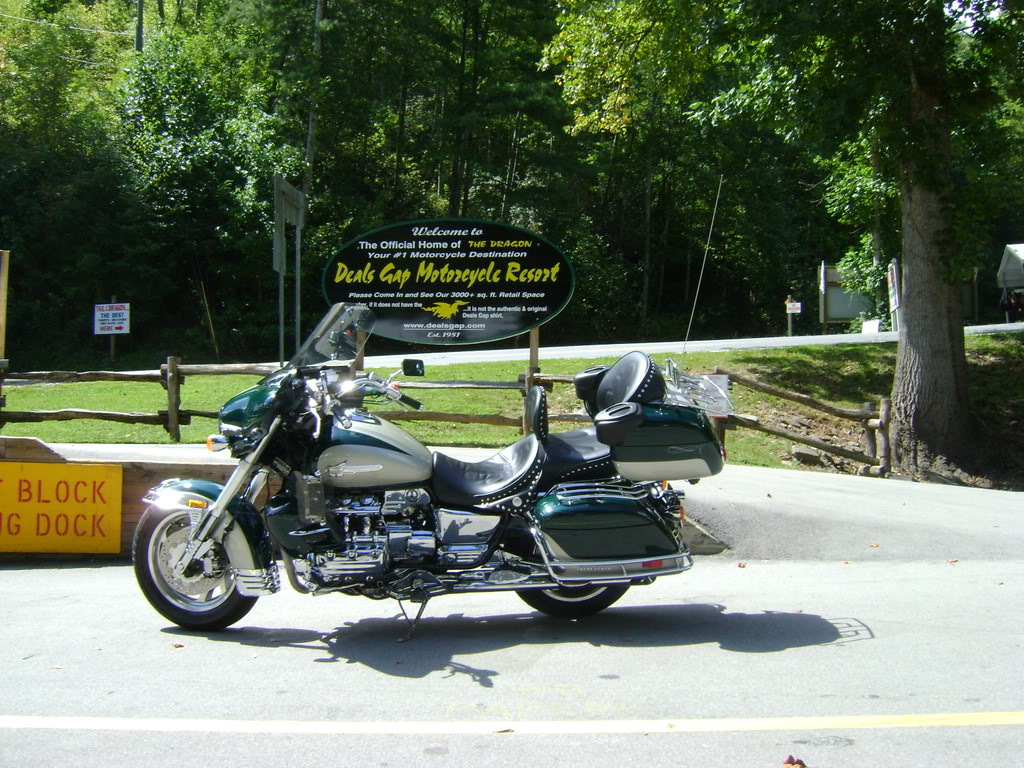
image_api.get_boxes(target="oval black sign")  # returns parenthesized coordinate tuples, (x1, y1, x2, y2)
(322, 219, 575, 344)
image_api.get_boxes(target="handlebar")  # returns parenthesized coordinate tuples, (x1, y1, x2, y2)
(344, 372, 424, 411)
(286, 366, 424, 412)
(397, 390, 424, 410)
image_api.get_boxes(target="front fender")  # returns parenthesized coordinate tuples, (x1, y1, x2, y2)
(144, 478, 225, 513)
(143, 478, 272, 573)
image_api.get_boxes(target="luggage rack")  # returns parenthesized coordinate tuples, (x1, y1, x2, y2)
(662, 358, 734, 416)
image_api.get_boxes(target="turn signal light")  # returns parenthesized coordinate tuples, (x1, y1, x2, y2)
(206, 434, 229, 452)
(186, 499, 209, 509)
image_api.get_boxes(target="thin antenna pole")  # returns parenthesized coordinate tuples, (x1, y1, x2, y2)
(683, 174, 724, 355)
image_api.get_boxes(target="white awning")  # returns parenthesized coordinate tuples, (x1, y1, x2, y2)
(997, 244, 1024, 289)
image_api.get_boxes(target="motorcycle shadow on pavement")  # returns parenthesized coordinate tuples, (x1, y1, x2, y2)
(165, 604, 869, 684)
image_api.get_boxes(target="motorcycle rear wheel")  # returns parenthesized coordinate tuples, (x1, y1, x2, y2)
(516, 584, 629, 619)
(133, 506, 257, 631)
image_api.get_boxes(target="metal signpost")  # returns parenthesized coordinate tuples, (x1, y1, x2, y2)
(0, 250, 8, 410)
(274, 176, 306, 365)
(0, 250, 8, 360)
(785, 297, 802, 336)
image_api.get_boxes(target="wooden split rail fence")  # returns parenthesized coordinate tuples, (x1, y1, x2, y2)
(714, 367, 891, 476)
(0, 358, 890, 475)
(0, 359, 278, 442)
(0, 358, 585, 441)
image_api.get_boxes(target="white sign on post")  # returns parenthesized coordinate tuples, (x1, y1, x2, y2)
(786, 301, 802, 314)
(94, 303, 130, 335)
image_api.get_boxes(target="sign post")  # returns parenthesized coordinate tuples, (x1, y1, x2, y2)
(322, 219, 574, 345)
(0, 250, 7, 413)
(785, 296, 802, 336)
(93, 299, 130, 362)
(0, 250, 9, 360)
(274, 175, 306, 364)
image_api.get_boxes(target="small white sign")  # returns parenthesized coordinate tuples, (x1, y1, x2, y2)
(94, 303, 130, 335)
(786, 301, 802, 314)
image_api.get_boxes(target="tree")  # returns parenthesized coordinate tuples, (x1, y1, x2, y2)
(553, 0, 1024, 477)
(546, 0, 846, 340)
(712, 0, 1024, 477)
(0, 0, 147, 368)
(118, 25, 302, 359)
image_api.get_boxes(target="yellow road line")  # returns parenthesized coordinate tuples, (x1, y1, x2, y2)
(1, 712, 1022, 735)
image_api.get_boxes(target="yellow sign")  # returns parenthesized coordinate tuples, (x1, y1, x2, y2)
(0, 463, 123, 553)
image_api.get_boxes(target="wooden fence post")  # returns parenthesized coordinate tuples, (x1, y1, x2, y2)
(878, 397, 891, 474)
(0, 358, 7, 419)
(522, 327, 541, 435)
(165, 355, 182, 443)
(862, 401, 877, 459)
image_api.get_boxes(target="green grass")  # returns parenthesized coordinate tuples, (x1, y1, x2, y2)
(3, 335, 1022, 484)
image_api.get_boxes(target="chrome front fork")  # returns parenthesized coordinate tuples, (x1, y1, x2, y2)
(172, 417, 281, 575)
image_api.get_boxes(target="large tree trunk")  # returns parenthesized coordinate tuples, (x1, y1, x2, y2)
(889, 62, 973, 478)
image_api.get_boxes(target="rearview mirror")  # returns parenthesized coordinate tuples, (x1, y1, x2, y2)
(402, 359, 425, 377)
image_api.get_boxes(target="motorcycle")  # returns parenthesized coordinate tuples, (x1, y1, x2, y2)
(133, 303, 732, 634)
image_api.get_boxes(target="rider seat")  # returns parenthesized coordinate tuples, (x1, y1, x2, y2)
(430, 435, 543, 510)
(529, 383, 615, 486)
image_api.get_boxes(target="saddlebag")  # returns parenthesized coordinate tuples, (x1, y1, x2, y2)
(532, 484, 681, 561)
(595, 403, 724, 482)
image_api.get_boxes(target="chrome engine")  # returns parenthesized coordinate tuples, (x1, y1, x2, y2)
(279, 474, 500, 593)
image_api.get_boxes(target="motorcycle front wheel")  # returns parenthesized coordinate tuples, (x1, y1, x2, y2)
(133, 506, 257, 631)
(517, 584, 630, 619)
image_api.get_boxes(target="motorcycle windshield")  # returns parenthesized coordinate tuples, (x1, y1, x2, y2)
(288, 303, 375, 368)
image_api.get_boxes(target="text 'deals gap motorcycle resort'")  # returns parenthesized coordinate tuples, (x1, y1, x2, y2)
(133, 303, 733, 635)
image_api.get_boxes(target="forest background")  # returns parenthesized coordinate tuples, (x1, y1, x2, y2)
(1, 0, 1023, 374)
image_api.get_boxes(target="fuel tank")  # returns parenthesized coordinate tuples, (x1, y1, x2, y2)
(318, 410, 432, 488)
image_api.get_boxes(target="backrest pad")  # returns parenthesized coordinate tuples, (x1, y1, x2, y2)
(594, 351, 665, 412)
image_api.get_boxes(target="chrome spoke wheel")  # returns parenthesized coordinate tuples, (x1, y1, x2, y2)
(147, 512, 235, 613)
(134, 505, 258, 631)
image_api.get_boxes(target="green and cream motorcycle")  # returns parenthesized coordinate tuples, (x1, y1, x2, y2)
(134, 303, 731, 633)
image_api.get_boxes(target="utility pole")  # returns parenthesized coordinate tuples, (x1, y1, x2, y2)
(135, 0, 143, 51)
(273, 176, 305, 365)
(0, 250, 9, 360)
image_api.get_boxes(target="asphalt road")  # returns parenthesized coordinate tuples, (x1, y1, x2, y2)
(2, 454, 1022, 767)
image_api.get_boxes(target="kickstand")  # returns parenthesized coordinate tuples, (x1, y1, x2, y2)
(396, 590, 431, 643)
